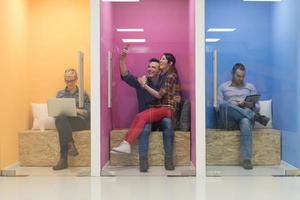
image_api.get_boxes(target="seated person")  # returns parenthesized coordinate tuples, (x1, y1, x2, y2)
(218, 63, 269, 170)
(53, 68, 90, 170)
(114, 46, 175, 172)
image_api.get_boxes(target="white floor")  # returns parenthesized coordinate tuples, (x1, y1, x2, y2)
(1, 163, 300, 200)
(4, 164, 90, 177)
(207, 161, 298, 176)
(6, 160, 297, 177)
(102, 164, 196, 176)
(7, 165, 196, 177)
(1, 176, 300, 200)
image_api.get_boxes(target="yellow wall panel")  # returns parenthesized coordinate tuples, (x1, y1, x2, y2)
(28, 0, 91, 103)
(0, 0, 90, 169)
(0, 0, 30, 169)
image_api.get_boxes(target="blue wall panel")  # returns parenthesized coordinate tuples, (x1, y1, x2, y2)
(206, 0, 300, 167)
(205, 0, 273, 128)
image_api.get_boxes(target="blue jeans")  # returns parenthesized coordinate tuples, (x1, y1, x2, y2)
(138, 118, 174, 160)
(219, 102, 255, 160)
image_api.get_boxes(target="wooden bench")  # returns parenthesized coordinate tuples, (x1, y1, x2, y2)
(19, 130, 90, 167)
(206, 128, 281, 165)
(110, 129, 191, 166)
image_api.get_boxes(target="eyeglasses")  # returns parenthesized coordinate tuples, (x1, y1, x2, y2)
(64, 79, 77, 83)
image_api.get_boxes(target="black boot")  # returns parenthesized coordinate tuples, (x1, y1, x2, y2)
(165, 157, 175, 171)
(255, 113, 270, 126)
(139, 158, 149, 173)
(53, 157, 68, 170)
(242, 159, 253, 170)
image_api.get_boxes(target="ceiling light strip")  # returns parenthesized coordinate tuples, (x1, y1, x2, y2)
(208, 28, 236, 32)
(243, 0, 281, 2)
(205, 38, 221, 43)
(102, 0, 140, 2)
(122, 39, 146, 43)
(117, 28, 144, 32)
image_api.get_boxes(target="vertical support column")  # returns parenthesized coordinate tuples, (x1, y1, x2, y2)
(195, 0, 206, 177)
(91, 0, 101, 177)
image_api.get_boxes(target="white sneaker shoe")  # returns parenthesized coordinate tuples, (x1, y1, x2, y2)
(111, 141, 131, 154)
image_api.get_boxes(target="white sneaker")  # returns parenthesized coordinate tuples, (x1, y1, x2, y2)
(111, 141, 131, 154)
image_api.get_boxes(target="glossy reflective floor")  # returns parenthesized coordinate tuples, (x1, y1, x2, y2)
(207, 161, 297, 176)
(102, 165, 195, 176)
(5, 165, 89, 177)
(1, 176, 300, 200)
(10, 161, 295, 177)
(9, 165, 195, 177)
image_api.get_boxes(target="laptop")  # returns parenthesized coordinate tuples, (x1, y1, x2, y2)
(47, 98, 77, 117)
(244, 94, 261, 104)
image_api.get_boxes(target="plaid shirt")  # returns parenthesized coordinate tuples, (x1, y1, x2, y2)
(154, 72, 181, 113)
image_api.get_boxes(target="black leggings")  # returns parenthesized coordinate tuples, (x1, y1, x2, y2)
(55, 115, 90, 158)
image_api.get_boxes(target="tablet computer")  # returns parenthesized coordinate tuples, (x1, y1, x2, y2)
(47, 98, 77, 117)
(244, 94, 261, 104)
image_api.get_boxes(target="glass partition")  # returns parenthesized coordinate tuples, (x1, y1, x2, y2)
(205, 0, 300, 176)
(100, 0, 196, 176)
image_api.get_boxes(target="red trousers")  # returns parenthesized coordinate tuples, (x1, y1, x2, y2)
(124, 107, 174, 144)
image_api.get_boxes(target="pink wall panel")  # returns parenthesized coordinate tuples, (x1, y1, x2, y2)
(110, 0, 192, 128)
(100, 0, 196, 169)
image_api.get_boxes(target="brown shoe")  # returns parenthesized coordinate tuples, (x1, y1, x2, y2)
(53, 158, 68, 170)
(68, 142, 79, 157)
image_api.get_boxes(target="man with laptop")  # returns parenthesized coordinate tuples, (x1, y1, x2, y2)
(50, 68, 90, 170)
(218, 63, 270, 170)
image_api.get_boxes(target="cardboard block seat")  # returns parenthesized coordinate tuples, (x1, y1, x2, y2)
(110, 129, 191, 166)
(206, 128, 281, 165)
(19, 130, 90, 167)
